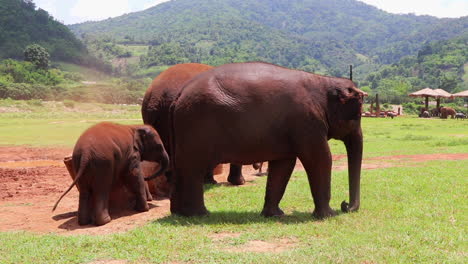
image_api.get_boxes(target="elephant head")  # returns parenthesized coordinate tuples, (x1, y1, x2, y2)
(326, 78, 365, 213)
(134, 126, 169, 180)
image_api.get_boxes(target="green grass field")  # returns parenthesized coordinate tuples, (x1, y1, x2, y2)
(0, 100, 466, 263)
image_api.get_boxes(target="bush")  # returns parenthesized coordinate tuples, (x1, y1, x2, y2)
(62, 72, 84, 82)
(402, 102, 421, 115)
(0, 82, 52, 100)
(24, 44, 50, 70)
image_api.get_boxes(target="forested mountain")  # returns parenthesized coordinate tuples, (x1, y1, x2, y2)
(360, 35, 468, 103)
(0, 0, 86, 63)
(69, 0, 468, 76)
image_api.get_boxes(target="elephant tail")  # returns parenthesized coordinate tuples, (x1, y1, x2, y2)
(52, 157, 86, 212)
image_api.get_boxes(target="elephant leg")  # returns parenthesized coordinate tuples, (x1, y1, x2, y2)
(261, 158, 296, 217)
(77, 186, 92, 226)
(91, 170, 113, 226)
(93, 187, 111, 226)
(125, 166, 150, 212)
(227, 164, 246, 185)
(204, 170, 217, 184)
(299, 142, 336, 219)
(145, 182, 153, 201)
(170, 159, 208, 216)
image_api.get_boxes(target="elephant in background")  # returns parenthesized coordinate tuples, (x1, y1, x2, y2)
(253, 162, 267, 176)
(440, 107, 456, 119)
(430, 108, 440, 117)
(53, 122, 169, 226)
(421, 111, 430, 118)
(141, 63, 245, 185)
(170, 62, 365, 219)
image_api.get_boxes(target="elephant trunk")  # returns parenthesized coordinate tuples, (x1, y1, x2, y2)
(341, 128, 363, 213)
(144, 152, 169, 181)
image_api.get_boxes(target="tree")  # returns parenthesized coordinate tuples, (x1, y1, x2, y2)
(24, 44, 50, 69)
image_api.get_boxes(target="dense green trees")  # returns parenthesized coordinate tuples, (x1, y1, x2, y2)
(359, 35, 468, 104)
(24, 44, 50, 69)
(70, 0, 468, 77)
(0, 0, 113, 74)
(0, 0, 85, 62)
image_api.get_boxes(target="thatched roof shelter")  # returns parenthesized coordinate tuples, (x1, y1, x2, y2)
(452, 90, 468, 112)
(409, 88, 452, 110)
(452, 90, 468, 98)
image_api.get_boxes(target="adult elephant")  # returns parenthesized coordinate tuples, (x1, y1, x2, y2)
(141, 63, 245, 185)
(170, 62, 365, 219)
(440, 106, 456, 119)
(53, 122, 169, 226)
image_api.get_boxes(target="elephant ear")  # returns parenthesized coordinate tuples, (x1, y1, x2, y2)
(329, 86, 364, 121)
(135, 127, 151, 153)
(135, 126, 163, 154)
(332, 86, 366, 105)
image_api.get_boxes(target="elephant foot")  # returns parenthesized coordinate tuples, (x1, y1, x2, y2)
(146, 193, 153, 201)
(204, 171, 218, 184)
(78, 209, 92, 226)
(78, 216, 91, 226)
(204, 177, 218, 184)
(171, 206, 209, 217)
(227, 174, 245, 185)
(312, 207, 337, 219)
(261, 206, 284, 217)
(95, 214, 112, 226)
(135, 201, 150, 212)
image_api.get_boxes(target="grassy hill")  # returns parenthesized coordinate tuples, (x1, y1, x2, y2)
(69, 0, 468, 77)
(0, 0, 86, 63)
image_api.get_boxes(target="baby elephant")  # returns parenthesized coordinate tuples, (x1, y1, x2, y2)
(53, 122, 169, 226)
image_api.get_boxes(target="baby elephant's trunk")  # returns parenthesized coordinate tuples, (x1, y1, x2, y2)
(144, 152, 169, 181)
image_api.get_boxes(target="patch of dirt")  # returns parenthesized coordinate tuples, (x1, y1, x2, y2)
(0, 146, 466, 235)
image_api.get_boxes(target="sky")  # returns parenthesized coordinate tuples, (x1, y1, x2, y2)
(33, 0, 468, 25)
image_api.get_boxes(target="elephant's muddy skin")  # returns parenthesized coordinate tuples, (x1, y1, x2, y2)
(440, 107, 456, 119)
(171, 62, 365, 219)
(53, 122, 169, 226)
(141, 63, 245, 185)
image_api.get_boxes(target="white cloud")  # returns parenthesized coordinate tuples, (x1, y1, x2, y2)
(142, 0, 171, 10)
(33, 0, 58, 19)
(359, 0, 468, 18)
(70, 0, 131, 22)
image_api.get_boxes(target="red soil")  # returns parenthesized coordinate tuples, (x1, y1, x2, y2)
(0, 146, 466, 235)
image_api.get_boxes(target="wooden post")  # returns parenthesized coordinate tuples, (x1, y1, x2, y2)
(349, 65, 353, 81)
(376, 93, 380, 115)
(425, 96, 429, 110)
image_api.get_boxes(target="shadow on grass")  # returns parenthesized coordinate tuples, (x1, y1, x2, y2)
(154, 210, 347, 226)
